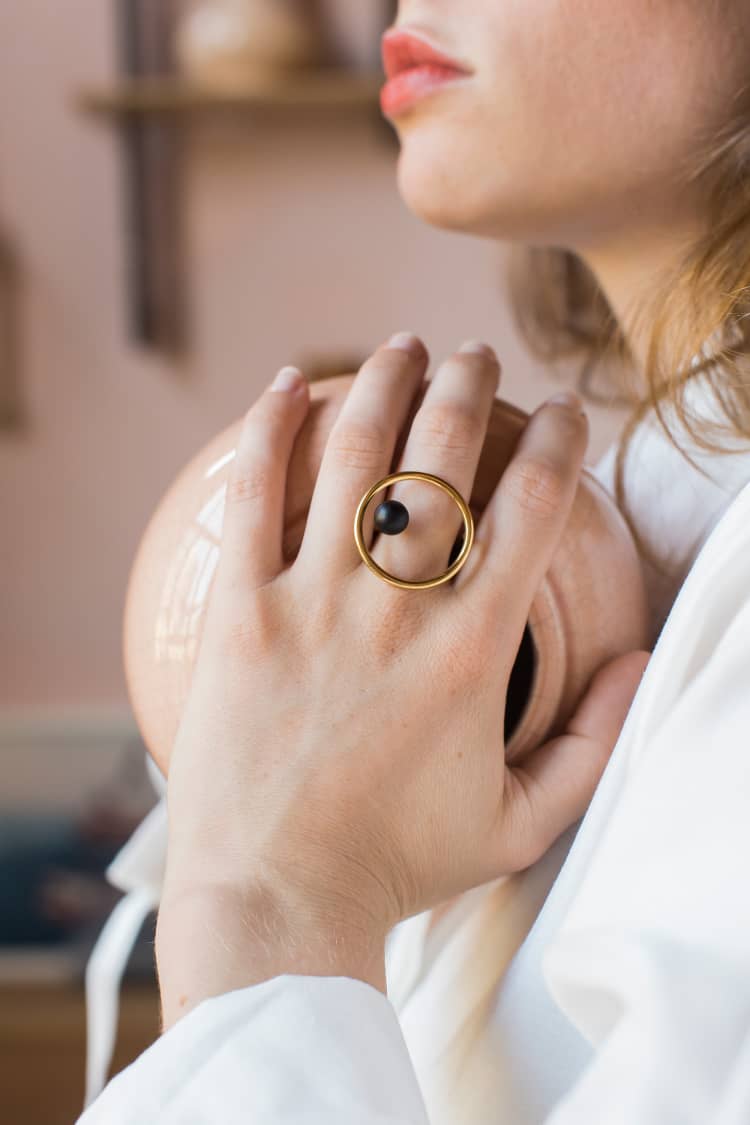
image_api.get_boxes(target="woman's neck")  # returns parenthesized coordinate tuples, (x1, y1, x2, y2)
(577, 220, 703, 375)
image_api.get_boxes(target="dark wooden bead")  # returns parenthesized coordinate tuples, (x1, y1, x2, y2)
(374, 499, 410, 535)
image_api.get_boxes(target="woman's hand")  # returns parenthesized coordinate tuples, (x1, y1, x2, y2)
(155, 333, 650, 1028)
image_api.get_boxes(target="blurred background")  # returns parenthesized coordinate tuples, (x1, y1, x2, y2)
(0, 2, 627, 1121)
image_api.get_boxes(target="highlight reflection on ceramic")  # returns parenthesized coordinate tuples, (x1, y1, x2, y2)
(124, 374, 650, 778)
(154, 471, 229, 670)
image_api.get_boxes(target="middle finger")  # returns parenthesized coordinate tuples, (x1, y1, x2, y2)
(369, 341, 501, 585)
(293, 332, 430, 583)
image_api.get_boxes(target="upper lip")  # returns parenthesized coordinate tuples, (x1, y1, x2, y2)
(381, 28, 473, 80)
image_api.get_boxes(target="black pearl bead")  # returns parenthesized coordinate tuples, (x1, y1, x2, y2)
(374, 499, 410, 535)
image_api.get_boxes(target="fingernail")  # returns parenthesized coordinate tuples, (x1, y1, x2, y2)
(547, 390, 585, 415)
(458, 339, 498, 362)
(271, 365, 305, 393)
(386, 331, 424, 355)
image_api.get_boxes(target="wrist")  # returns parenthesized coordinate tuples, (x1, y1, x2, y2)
(155, 877, 388, 1030)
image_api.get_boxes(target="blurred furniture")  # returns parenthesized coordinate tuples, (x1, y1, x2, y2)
(76, 1, 394, 356)
(78, 68, 383, 115)
(0, 225, 23, 431)
(174, 0, 329, 85)
(0, 980, 159, 1125)
(111, 0, 184, 352)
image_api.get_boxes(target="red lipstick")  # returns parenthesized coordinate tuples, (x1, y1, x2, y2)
(380, 29, 473, 118)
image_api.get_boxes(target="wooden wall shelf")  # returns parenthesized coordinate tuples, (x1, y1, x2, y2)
(77, 71, 384, 118)
(76, 67, 391, 353)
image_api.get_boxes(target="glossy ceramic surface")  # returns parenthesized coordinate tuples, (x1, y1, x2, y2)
(123, 374, 650, 776)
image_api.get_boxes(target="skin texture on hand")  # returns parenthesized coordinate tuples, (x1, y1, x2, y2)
(155, 335, 650, 1030)
(156, 879, 392, 1027)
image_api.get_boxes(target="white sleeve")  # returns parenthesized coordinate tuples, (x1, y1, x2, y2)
(541, 593, 750, 1125)
(77, 973, 431, 1125)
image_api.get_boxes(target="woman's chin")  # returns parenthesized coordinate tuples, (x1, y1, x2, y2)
(395, 144, 486, 234)
(393, 119, 522, 238)
(395, 137, 573, 246)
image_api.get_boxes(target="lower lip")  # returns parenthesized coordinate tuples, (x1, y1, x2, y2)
(380, 64, 470, 118)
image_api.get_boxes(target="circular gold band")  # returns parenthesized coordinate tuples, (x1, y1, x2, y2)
(353, 471, 475, 590)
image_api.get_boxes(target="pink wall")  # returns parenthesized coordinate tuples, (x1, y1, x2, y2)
(0, 1, 624, 710)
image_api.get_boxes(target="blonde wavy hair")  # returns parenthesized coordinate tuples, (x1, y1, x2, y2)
(505, 81, 750, 579)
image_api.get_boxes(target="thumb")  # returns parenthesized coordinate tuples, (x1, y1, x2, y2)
(497, 649, 652, 872)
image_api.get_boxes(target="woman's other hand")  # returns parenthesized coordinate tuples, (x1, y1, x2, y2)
(156, 333, 650, 1027)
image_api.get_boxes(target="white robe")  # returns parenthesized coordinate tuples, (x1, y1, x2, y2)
(78, 372, 750, 1124)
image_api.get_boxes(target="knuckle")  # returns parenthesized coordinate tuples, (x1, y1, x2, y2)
(219, 589, 280, 664)
(438, 615, 490, 684)
(225, 463, 273, 507)
(495, 785, 539, 871)
(417, 400, 483, 458)
(327, 417, 388, 472)
(306, 588, 341, 645)
(504, 456, 566, 519)
(222, 612, 260, 662)
(364, 589, 423, 669)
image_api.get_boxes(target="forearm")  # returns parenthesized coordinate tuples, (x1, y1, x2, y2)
(155, 879, 388, 1031)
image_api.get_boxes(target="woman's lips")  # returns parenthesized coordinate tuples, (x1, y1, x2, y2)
(380, 29, 472, 118)
(380, 64, 470, 118)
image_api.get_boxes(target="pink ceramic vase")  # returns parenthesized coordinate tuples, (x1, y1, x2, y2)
(124, 374, 649, 777)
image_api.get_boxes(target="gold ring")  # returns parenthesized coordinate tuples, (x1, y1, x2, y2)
(353, 471, 475, 590)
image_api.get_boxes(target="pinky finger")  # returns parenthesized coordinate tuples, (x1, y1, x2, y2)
(217, 366, 309, 592)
